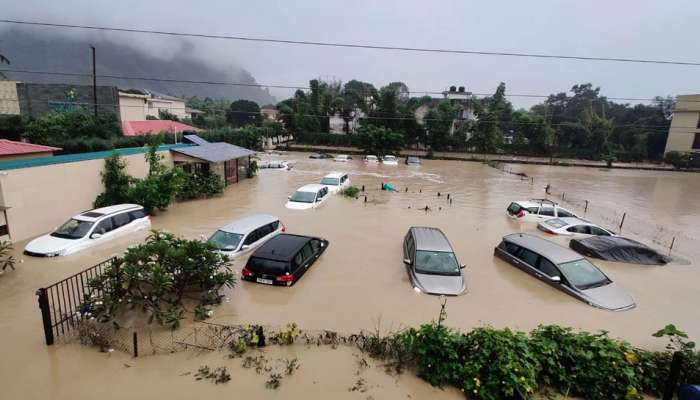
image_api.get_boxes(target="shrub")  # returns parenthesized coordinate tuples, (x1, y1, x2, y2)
(81, 230, 235, 329)
(177, 172, 225, 200)
(94, 152, 132, 208)
(342, 186, 361, 198)
(0, 241, 16, 273)
(294, 131, 360, 147)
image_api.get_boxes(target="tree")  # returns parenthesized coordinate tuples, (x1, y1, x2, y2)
(355, 125, 404, 156)
(94, 152, 132, 208)
(24, 108, 121, 145)
(425, 100, 460, 150)
(226, 100, 262, 127)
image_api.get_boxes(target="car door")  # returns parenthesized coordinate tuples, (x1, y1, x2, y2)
(110, 211, 133, 238)
(293, 243, 315, 279)
(241, 228, 261, 252)
(537, 207, 556, 221)
(315, 188, 328, 207)
(84, 217, 115, 250)
(511, 247, 542, 278)
(566, 225, 591, 238)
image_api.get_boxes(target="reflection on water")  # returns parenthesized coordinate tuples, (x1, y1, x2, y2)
(1, 152, 698, 399)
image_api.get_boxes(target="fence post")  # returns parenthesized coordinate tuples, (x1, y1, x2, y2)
(619, 213, 627, 231)
(562, 192, 565, 201)
(669, 237, 676, 256)
(132, 332, 138, 357)
(584, 200, 589, 215)
(36, 288, 54, 345)
(662, 351, 684, 400)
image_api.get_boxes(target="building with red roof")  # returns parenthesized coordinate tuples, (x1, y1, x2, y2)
(121, 120, 201, 136)
(0, 139, 62, 161)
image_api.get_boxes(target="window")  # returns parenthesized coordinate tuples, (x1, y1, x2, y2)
(504, 242, 521, 255)
(112, 212, 131, 229)
(507, 203, 521, 215)
(414, 251, 460, 275)
(567, 225, 590, 234)
(310, 239, 322, 253)
(517, 248, 540, 267)
(93, 218, 114, 235)
(589, 226, 611, 236)
(293, 252, 304, 268)
(557, 208, 575, 218)
(208, 231, 243, 251)
(320, 177, 340, 185)
(558, 259, 609, 289)
(258, 224, 273, 237)
(290, 191, 316, 203)
(693, 132, 700, 150)
(129, 209, 146, 220)
(248, 258, 288, 275)
(243, 230, 259, 245)
(194, 162, 210, 175)
(537, 258, 561, 278)
(539, 207, 555, 217)
(51, 219, 94, 239)
(301, 244, 313, 261)
(270, 221, 280, 231)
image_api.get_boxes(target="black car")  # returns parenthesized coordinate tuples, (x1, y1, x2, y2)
(242, 234, 329, 286)
(309, 153, 333, 159)
(569, 236, 670, 265)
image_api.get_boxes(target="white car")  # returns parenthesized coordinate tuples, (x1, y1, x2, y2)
(208, 214, 285, 258)
(285, 184, 330, 210)
(506, 199, 578, 222)
(258, 160, 291, 170)
(382, 155, 399, 165)
(334, 154, 353, 162)
(319, 172, 351, 194)
(363, 155, 379, 163)
(24, 204, 150, 257)
(538, 217, 615, 237)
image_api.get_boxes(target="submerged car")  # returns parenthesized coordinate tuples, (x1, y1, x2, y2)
(207, 214, 284, 258)
(242, 233, 329, 286)
(382, 155, 399, 165)
(363, 155, 379, 163)
(285, 184, 330, 210)
(319, 172, 351, 194)
(538, 217, 614, 237)
(570, 236, 670, 265)
(403, 227, 466, 295)
(258, 160, 291, 170)
(334, 154, 352, 162)
(494, 233, 635, 311)
(309, 153, 333, 159)
(506, 199, 578, 222)
(405, 156, 421, 165)
(24, 204, 150, 257)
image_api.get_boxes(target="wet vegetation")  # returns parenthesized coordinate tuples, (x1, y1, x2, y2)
(342, 185, 361, 198)
(0, 241, 17, 274)
(194, 365, 231, 384)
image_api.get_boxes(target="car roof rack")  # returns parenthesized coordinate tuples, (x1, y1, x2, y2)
(530, 198, 558, 206)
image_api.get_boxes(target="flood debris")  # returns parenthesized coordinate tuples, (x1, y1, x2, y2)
(194, 365, 231, 384)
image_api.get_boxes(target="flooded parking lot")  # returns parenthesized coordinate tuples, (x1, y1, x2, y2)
(1, 152, 698, 399)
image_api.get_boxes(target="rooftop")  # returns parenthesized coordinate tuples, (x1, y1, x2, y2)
(253, 234, 313, 262)
(411, 227, 454, 252)
(170, 141, 256, 163)
(503, 233, 582, 264)
(0, 139, 62, 156)
(121, 120, 201, 136)
(219, 214, 279, 234)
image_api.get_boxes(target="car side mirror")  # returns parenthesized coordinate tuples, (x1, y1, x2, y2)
(241, 244, 250, 250)
(550, 276, 561, 283)
(288, 195, 291, 200)
(91, 233, 102, 239)
(460, 264, 467, 269)
(403, 258, 411, 265)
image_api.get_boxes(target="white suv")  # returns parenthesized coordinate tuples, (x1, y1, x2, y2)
(285, 184, 330, 210)
(24, 204, 150, 257)
(319, 172, 351, 194)
(208, 214, 285, 258)
(506, 199, 578, 222)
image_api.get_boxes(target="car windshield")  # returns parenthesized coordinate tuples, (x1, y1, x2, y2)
(545, 219, 569, 229)
(415, 250, 460, 275)
(290, 190, 316, 203)
(558, 259, 610, 289)
(384, 156, 396, 161)
(50, 218, 95, 239)
(208, 230, 244, 251)
(320, 177, 339, 185)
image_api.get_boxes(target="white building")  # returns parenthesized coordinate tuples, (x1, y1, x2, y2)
(118, 89, 192, 122)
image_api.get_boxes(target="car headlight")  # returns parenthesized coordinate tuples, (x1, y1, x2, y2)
(413, 286, 422, 294)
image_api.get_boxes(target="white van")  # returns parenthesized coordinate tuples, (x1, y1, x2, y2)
(320, 172, 351, 194)
(208, 214, 285, 258)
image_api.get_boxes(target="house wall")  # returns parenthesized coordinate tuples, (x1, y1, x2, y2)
(146, 99, 187, 121)
(0, 151, 174, 243)
(665, 94, 700, 154)
(0, 151, 56, 162)
(0, 81, 20, 115)
(119, 95, 147, 121)
(16, 83, 120, 119)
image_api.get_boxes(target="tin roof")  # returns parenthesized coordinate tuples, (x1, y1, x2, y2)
(171, 142, 255, 163)
(0, 139, 61, 156)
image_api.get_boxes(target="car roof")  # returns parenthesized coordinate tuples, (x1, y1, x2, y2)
(544, 217, 591, 227)
(576, 236, 645, 250)
(410, 227, 454, 252)
(219, 214, 279, 234)
(407, 156, 420, 160)
(296, 184, 325, 192)
(384, 155, 396, 158)
(336, 154, 349, 157)
(75, 203, 143, 221)
(503, 233, 583, 264)
(514, 199, 559, 208)
(252, 234, 313, 261)
(323, 172, 346, 179)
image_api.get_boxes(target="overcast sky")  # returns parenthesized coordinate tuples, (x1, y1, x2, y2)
(2, 0, 700, 107)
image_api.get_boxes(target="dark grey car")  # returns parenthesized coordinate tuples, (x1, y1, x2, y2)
(494, 233, 635, 311)
(403, 227, 466, 295)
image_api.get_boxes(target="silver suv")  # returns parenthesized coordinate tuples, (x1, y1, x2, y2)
(494, 233, 635, 311)
(208, 214, 284, 258)
(403, 227, 466, 295)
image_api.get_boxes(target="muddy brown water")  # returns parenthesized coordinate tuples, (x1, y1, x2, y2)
(1, 152, 698, 399)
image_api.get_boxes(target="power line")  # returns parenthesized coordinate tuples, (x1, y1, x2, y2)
(1, 19, 700, 67)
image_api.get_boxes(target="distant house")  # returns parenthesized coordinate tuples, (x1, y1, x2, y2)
(0, 139, 62, 161)
(260, 106, 278, 120)
(121, 120, 201, 137)
(118, 89, 188, 121)
(414, 85, 476, 136)
(665, 94, 700, 154)
(329, 110, 365, 134)
(171, 135, 256, 186)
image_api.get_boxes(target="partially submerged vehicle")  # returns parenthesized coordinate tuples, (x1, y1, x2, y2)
(382, 155, 398, 165)
(285, 184, 329, 210)
(242, 233, 329, 286)
(319, 172, 351, 194)
(403, 227, 466, 295)
(207, 214, 284, 258)
(506, 199, 578, 222)
(405, 156, 421, 165)
(334, 154, 353, 162)
(363, 155, 379, 163)
(538, 217, 614, 237)
(570, 236, 670, 265)
(494, 233, 635, 311)
(258, 160, 291, 170)
(24, 204, 150, 257)
(309, 153, 333, 159)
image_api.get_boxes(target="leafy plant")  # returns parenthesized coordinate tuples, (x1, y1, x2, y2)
(342, 186, 361, 198)
(247, 159, 258, 178)
(176, 172, 224, 200)
(272, 323, 299, 345)
(195, 365, 231, 384)
(0, 241, 16, 273)
(265, 373, 282, 389)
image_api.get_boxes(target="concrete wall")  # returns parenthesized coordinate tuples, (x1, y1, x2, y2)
(119, 95, 147, 121)
(0, 81, 20, 115)
(146, 99, 187, 121)
(0, 151, 174, 243)
(665, 95, 700, 154)
(16, 83, 120, 120)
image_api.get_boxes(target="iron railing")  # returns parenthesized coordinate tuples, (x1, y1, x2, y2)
(36, 257, 117, 345)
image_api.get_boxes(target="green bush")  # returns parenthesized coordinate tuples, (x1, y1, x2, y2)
(342, 186, 360, 198)
(177, 172, 225, 200)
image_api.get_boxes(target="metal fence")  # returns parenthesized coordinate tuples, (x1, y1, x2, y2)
(36, 257, 117, 345)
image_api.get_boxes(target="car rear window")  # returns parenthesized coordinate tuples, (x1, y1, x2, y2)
(248, 257, 288, 275)
(130, 209, 146, 220)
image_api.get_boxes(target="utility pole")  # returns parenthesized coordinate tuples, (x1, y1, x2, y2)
(90, 45, 97, 117)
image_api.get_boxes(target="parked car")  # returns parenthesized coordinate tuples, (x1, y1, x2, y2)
(319, 172, 351, 194)
(405, 156, 421, 165)
(285, 184, 330, 210)
(506, 199, 578, 222)
(363, 155, 379, 163)
(242, 233, 329, 286)
(382, 155, 399, 165)
(538, 217, 614, 237)
(207, 214, 285, 258)
(402, 227, 466, 295)
(334, 154, 352, 162)
(309, 153, 333, 159)
(24, 204, 150, 257)
(494, 233, 635, 311)
(570, 236, 670, 265)
(258, 160, 291, 170)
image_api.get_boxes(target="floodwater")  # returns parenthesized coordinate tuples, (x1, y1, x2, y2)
(1, 152, 699, 399)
